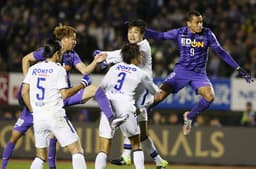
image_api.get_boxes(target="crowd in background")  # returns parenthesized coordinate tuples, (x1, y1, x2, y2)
(0, 0, 256, 77)
(0, 0, 256, 126)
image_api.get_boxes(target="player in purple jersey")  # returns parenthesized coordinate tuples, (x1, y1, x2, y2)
(1, 25, 124, 169)
(145, 11, 253, 135)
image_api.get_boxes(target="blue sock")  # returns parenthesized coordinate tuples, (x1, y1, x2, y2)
(94, 87, 114, 121)
(48, 138, 57, 169)
(188, 97, 212, 119)
(2, 142, 15, 169)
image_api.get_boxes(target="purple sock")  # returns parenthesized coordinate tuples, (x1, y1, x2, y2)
(94, 87, 114, 122)
(2, 141, 15, 169)
(188, 97, 212, 119)
(48, 138, 57, 169)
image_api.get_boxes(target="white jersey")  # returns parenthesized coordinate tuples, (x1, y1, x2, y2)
(104, 39, 152, 77)
(104, 39, 153, 111)
(23, 61, 68, 119)
(99, 62, 159, 138)
(100, 62, 159, 115)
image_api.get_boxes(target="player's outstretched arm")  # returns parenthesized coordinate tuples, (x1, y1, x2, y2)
(76, 53, 107, 74)
(144, 28, 165, 40)
(60, 74, 91, 99)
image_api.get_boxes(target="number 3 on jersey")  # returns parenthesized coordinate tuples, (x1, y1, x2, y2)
(36, 77, 46, 100)
(114, 72, 126, 90)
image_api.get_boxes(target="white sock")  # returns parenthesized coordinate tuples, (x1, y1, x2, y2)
(72, 153, 87, 169)
(121, 137, 132, 159)
(133, 150, 145, 169)
(95, 152, 107, 169)
(30, 157, 44, 169)
(141, 136, 163, 165)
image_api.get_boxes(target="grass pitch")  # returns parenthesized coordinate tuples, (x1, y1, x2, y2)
(3, 159, 255, 169)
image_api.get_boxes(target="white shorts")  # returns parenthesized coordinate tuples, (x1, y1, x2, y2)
(99, 97, 140, 138)
(33, 116, 79, 148)
(135, 89, 154, 122)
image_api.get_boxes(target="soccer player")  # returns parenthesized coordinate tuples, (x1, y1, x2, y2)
(22, 39, 88, 169)
(95, 43, 160, 169)
(1, 24, 124, 169)
(95, 19, 168, 169)
(144, 10, 253, 135)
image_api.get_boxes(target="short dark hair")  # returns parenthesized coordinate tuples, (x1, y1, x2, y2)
(121, 43, 140, 64)
(128, 19, 146, 33)
(186, 10, 202, 21)
(43, 39, 61, 58)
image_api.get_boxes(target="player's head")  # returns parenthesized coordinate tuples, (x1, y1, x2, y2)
(53, 24, 77, 51)
(127, 19, 146, 44)
(121, 43, 142, 65)
(43, 39, 62, 61)
(186, 10, 203, 33)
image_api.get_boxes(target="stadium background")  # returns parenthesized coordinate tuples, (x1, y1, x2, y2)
(0, 0, 256, 167)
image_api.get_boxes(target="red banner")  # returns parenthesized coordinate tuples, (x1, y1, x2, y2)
(0, 73, 8, 104)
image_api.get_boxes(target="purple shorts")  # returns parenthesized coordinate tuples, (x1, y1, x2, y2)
(13, 107, 33, 134)
(64, 88, 85, 106)
(163, 69, 212, 94)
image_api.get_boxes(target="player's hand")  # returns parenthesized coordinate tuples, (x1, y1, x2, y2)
(92, 50, 108, 70)
(237, 67, 254, 83)
(93, 50, 107, 63)
(81, 74, 91, 87)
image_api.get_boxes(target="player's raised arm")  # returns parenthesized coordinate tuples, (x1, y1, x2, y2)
(22, 52, 36, 76)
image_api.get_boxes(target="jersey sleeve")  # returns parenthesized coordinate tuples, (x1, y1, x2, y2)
(141, 72, 160, 95)
(33, 47, 45, 61)
(208, 30, 239, 69)
(72, 52, 82, 66)
(56, 67, 69, 90)
(145, 28, 178, 40)
(103, 49, 122, 64)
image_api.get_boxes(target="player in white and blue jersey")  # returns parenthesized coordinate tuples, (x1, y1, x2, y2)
(95, 19, 168, 168)
(22, 39, 89, 169)
(95, 43, 160, 169)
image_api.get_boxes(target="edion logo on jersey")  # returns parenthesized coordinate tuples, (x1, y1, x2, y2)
(116, 64, 137, 73)
(32, 68, 53, 76)
(181, 38, 204, 47)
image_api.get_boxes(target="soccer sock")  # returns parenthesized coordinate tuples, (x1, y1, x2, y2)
(121, 137, 132, 159)
(72, 153, 87, 169)
(141, 136, 163, 165)
(94, 87, 114, 122)
(95, 152, 107, 169)
(188, 97, 212, 119)
(30, 157, 44, 169)
(2, 141, 15, 169)
(133, 149, 145, 169)
(48, 138, 57, 169)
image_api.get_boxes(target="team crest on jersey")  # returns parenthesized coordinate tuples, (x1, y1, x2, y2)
(181, 38, 204, 47)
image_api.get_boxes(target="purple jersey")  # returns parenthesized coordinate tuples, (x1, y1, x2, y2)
(145, 27, 239, 74)
(33, 48, 82, 87)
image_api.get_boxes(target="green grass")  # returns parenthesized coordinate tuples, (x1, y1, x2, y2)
(3, 160, 255, 169)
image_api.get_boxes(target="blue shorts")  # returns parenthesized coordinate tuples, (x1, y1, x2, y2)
(13, 107, 33, 134)
(163, 69, 212, 94)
